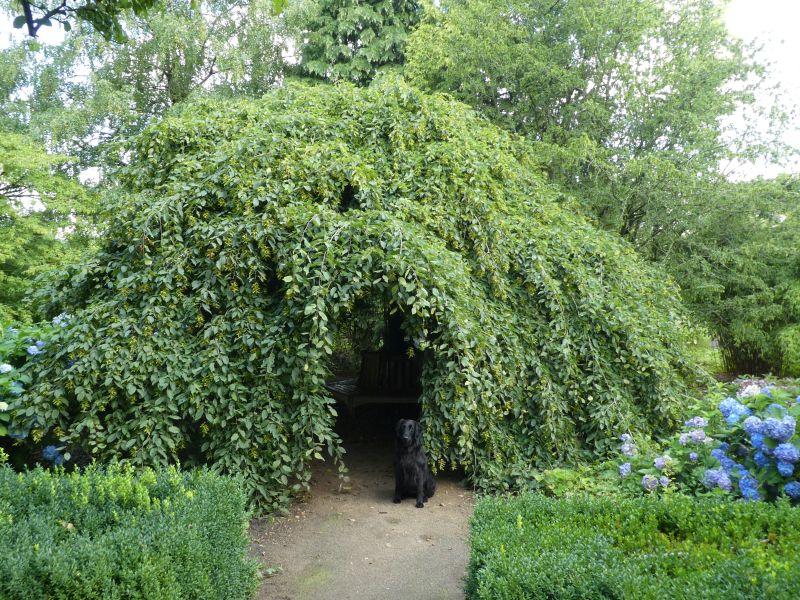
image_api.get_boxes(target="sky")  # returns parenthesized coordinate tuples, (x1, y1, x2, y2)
(1, 0, 799, 178)
(724, 0, 800, 177)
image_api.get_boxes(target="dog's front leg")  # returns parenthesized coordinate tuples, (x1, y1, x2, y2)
(415, 479, 425, 508)
(392, 464, 402, 504)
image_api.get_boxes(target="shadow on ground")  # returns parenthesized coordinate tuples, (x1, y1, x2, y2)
(249, 404, 475, 600)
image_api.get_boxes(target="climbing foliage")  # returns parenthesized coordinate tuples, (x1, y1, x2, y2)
(20, 80, 698, 510)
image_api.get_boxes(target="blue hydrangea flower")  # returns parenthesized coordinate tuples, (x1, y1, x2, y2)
(642, 475, 659, 492)
(774, 443, 800, 464)
(35, 340, 45, 349)
(763, 416, 796, 443)
(750, 433, 766, 450)
(784, 481, 800, 499)
(619, 463, 631, 478)
(621, 442, 637, 457)
(762, 387, 774, 398)
(620, 433, 633, 443)
(684, 416, 708, 428)
(719, 397, 751, 425)
(753, 451, 770, 468)
(0, 363, 12, 374)
(719, 397, 741, 418)
(689, 429, 709, 444)
(743, 416, 763, 436)
(42, 445, 59, 461)
(678, 433, 690, 446)
(711, 448, 739, 473)
(659, 475, 670, 487)
(778, 461, 794, 477)
(689, 452, 699, 462)
(739, 474, 761, 501)
(726, 407, 751, 426)
(704, 468, 732, 491)
(26, 345, 41, 356)
(654, 455, 671, 470)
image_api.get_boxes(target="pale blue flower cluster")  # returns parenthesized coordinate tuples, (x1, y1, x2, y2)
(684, 416, 708, 428)
(620, 433, 637, 457)
(653, 455, 671, 470)
(774, 443, 799, 464)
(719, 397, 751, 425)
(641, 474, 659, 491)
(762, 417, 795, 443)
(51, 313, 70, 327)
(739, 473, 760, 501)
(619, 462, 631, 478)
(41, 445, 64, 466)
(778, 461, 794, 477)
(704, 468, 732, 491)
(0, 363, 12, 374)
(785, 481, 800, 499)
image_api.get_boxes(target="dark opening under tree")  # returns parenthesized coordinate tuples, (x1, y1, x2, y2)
(23, 80, 698, 510)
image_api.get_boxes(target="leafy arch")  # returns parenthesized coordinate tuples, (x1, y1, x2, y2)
(23, 79, 697, 509)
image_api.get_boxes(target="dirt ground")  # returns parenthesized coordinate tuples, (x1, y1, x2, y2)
(249, 411, 475, 600)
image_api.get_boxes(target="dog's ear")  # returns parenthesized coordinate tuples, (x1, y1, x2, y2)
(413, 420, 423, 447)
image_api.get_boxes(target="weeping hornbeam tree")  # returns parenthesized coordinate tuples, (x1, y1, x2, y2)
(25, 80, 699, 509)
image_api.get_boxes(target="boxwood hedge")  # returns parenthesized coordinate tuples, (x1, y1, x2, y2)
(0, 465, 259, 599)
(469, 494, 800, 599)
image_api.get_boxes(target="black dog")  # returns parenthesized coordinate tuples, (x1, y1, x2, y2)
(393, 419, 436, 508)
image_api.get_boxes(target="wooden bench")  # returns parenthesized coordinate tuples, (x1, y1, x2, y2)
(325, 351, 421, 413)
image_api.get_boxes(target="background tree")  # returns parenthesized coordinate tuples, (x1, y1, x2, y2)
(287, 0, 421, 85)
(3, 0, 286, 171)
(666, 176, 800, 375)
(405, 0, 797, 373)
(0, 130, 95, 322)
(9, 0, 156, 40)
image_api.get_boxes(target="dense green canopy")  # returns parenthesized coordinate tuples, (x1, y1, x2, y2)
(24, 80, 697, 509)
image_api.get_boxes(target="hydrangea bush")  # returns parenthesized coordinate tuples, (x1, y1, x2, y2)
(0, 318, 68, 466)
(617, 380, 800, 502)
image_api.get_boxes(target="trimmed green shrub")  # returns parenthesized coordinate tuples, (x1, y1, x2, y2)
(22, 79, 698, 510)
(468, 494, 800, 599)
(0, 464, 259, 599)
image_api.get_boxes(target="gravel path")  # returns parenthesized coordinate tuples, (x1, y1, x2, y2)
(250, 441, 474, 600)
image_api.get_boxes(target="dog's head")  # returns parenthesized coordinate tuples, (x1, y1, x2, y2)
(395, 418, 422, 449)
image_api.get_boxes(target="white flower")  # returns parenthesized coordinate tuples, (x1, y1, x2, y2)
(738, 384, 762, 399)
(0, 363, 12, 374)
(0, 401, 8, 411)
(52, 312, 70, 327)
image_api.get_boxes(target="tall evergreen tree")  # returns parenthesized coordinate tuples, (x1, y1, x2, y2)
(289, 0, 421, 85)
